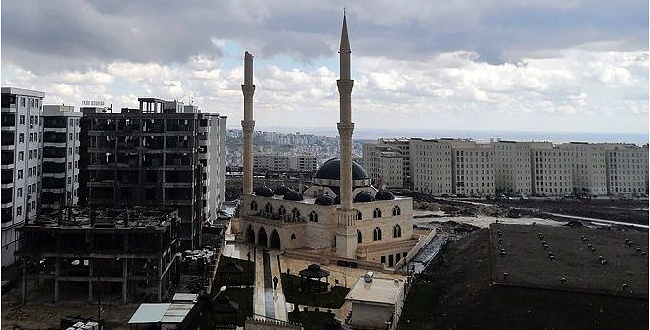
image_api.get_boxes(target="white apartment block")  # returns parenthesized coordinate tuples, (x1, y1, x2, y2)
(253, 154, 290, 172)
(409, 138, 453, 195)
(603, 143, 649, 196)
(1, 87, 45, 267)
(196, 110, 227, 223)
(451, 141, 495, 196)
(362, 144, 403, 189)
(558, 142, 608, 196)
(491, 141, 534, 195)
(289, 154, 317, 172)
(377, 138, 411, 188)
(531, 144, 573, 196)
(41, 105, 82, 214)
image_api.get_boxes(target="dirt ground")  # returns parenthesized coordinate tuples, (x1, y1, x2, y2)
(399, 228, 649, 329)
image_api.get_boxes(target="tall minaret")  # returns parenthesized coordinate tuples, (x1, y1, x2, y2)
(337, 14, 354, 211)
(335, 13, 358, 259)
(241, 51, 255, 195)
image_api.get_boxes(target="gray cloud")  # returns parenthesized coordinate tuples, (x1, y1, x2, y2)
(3, 0, 647, 74)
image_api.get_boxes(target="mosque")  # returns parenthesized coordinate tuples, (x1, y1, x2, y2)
(233, 15, 419, 267)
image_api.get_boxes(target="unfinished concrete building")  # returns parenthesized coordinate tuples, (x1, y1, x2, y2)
(16, 207, 180, 304)
(79, 98, 227, 250)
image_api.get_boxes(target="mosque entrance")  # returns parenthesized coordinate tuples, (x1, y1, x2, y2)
(246, 225, 255, 244)
(270, 229, 281, 249)
(258, 227, 268, 247)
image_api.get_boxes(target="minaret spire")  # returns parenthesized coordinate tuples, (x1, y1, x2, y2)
(241, 51, 256, 195)
(335, 12, 357, 259)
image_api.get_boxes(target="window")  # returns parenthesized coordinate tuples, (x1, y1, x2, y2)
(67, 177, 72, 185)
(250, 200, 258, 210)
(35, 133, 38, 142)
(392, 206, 401, 216)
(69, 133, 73, 140)
(278, 205, 286, 216)
(20, 98, 25, 107)
(18, 151, 23, 161)
(309, 210, 318, 222)
(28, 185, 32, 194)
(20, 115, 25, 125)
(373, 208, 382, 218)
(17, 188, 22, 197)
(373, 227, 382, 241)
(29, 133, 33, 142)
(356, 210, 362, 220)
(19, 133, 24, 143)
(291, 208, 300, 218)
(28, 150, 33, 159)
(16, 206, 22, 216)
(69, 148, 72, 155)
(357, 230, 362, 243)
(393, 224, 402, 238)
(68, 162, 72, 169)
(264, 202, 273, 213)
(30, 116, 34, 125)
(17, 170, 23, 179)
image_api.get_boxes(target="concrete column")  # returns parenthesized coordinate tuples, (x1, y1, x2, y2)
(122, 258, 128, 304)
(54, 258, 60, 302)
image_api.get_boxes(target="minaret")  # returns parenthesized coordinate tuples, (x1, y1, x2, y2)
(241, 51, 255, 195)
(335, 13, 358, 259)
(337, 14, 354, 211)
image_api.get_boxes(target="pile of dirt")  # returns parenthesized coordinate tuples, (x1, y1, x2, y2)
(399, 229, 648, 329)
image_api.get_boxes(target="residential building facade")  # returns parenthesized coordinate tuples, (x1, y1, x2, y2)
(41, 105, 82, 214)
(1, 87, 45, 267)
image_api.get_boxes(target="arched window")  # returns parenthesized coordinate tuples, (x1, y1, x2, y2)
(392, 205, 401, 216)
(291, 208, 300, 218)
(373, 208, 382, 218)
(250, 200, 258, 211)
(278, 205, 286, 216)
(357, 230, 362, 243)
(264, 202, 273, 213)
(356, 210, 363, 220)
(393, 224, 402, 238)
(291, 233, 296, 240)
(373, 227, 382, 241)
(309, 210, 319, 222)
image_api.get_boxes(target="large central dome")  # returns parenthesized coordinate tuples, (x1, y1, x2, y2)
(314, 158, 369, 181)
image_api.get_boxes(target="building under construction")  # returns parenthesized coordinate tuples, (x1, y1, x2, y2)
(79, 98, 227, 250)
(16, 206, 180, 304)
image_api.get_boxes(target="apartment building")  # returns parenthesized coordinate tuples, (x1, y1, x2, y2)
(289, 154, 317, 172)
(531, 143, 573, 196)
(362, 144, 403, 189)
(40, 105, 82, 214)
(0, 87, 45, 267)
(451, 140, 495, 196)
(254, 154, 317, 172)
(377, 138, 411, 188)
(409, 138, 453, 195)
(558, 142, 608, 196)
(79, 98, 226, 250)
(603, 143, 649, 196)
(491, 141, 534, 195)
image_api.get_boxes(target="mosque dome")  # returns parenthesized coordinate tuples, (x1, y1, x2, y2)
(283, 190, 304, 201)
(354, 191, 374, 203)
(314, 194, 335, 206)
(274, 185, 290, 196)
(375, 189, 395, 200)
(314, 158, 369, 181)
(254, 186, 274, 197)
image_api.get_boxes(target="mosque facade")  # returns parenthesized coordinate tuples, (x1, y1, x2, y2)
(233, 15, 418, 267)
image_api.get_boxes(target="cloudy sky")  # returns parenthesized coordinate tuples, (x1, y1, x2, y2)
(2, 0, 648, 135)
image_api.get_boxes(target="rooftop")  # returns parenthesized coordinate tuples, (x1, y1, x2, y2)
(345, 276, 404, 306)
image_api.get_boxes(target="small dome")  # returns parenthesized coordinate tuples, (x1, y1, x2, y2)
(314, 158, 370, 181)
(375, 189, 395, 200)
(354, 191, 374, 203)
(315, 194, 334, 206)
(254, 187, 273, 197)
(274, 185, 290, 196)
(283, 190, 304, 201)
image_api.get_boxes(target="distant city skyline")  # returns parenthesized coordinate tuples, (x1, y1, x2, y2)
(2, 1, 648, 133)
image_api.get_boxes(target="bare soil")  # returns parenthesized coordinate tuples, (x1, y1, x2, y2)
(399, 229, 649, 330)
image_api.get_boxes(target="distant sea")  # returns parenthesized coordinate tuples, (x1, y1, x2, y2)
(260, 126, 649, 146)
